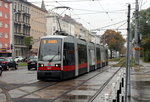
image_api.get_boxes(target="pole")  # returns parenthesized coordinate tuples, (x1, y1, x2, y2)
(134, 0, 140, 65)
(11, 0, 15, 59)
(125, 4, 131, 102)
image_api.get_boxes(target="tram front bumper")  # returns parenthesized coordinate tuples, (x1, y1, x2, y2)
(37, 70, 62, 80)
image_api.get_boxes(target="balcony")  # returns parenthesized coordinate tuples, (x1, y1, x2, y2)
(23, 12, 30, 17)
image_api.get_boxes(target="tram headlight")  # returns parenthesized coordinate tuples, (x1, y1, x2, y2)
(55, 64, 61, 67)
(41, 64, 44, 67)
(39, 63, 44, 67)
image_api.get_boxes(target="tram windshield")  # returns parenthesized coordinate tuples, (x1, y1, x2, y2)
(39, 38, 62, 62)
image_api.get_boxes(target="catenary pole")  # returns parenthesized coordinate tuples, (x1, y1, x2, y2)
(125, 4, 131, 102)
(134, 0, 140, 64)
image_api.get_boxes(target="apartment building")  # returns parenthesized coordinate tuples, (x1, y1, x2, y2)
(0, 0, 11, 57)
(47, 12, 74, 36)
(29, 0, 47, 54)
(13, 0, 30, 57)
(63, 15, 90, 40)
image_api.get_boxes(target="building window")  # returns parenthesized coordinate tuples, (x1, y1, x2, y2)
(0, 1, 2, 6)
(5, 43, 8, 48)
(21, 4, 22, 10)
(0, 11, 2, 17)
(5, 24, 8, 28)
(0, 43, 2, 48)
(0, 22, 2, 27)
(5, 14, 8, 18)
(14, 2, 16, 10)
(0, 32, 2, 38)
(5, 3, 8, 8)
(5, 33, 8, 38)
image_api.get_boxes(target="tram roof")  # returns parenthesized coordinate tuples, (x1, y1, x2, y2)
(40, 35, 73, 39)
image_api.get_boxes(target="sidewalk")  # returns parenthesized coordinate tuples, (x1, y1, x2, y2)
(129, 61, 150, 102)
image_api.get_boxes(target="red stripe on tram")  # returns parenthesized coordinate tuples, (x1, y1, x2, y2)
(38, 66, 61, 71)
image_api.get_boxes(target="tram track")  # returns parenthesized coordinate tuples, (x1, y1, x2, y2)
(50, 66, 111, 102)
(88, 61, 126, 102)
(12, 66, 109, 100)
(51, 61, 125, 102)
(1, 61, 124, 102)
(0, 80, 12, 102)
(0, 79, 58, 101)
(10, 65, 111, 102)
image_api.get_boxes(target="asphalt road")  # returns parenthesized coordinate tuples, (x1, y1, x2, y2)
(0, 62, 122, 102)
(0, 67, 38, 84)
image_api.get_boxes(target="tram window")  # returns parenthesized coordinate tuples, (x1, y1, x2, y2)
(78, 44, 87, 64)
(89, 49, 95, 65)
(39, 38, 62, 61)
(63, 42, 75, 66)
(105, 49, 108, 59)
(96, 47, 100, 61)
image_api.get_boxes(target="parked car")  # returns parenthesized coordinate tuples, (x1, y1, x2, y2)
(0, 57, 17, 70)
(27, 56, 38, 70)
(14, 56, 23, 62)
(0, 65, 2, 76)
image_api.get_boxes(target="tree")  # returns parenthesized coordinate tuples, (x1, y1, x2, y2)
(131, 7, 150, 61)
(140, 8, 150, 62)
(23, 36, 33, 46)
(101, 29, 126, 58)
(23, 36, 33, 56)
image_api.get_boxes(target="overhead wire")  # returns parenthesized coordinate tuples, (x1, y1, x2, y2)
(100, 19, 127, 29)
(74, 8, 131, 12)
(97, 1, 113, 21)
(72, 11, 95, 29)
(91, 19, 127, 31)
(52, 0, 96, 29)
(139, 0, 144, 10)
(55, 1, 64, 6)
(116, 21, 127, 30)
(139, 0, 149, 9)
(30, 0, 101, 3)
(28, 0, 135, 32)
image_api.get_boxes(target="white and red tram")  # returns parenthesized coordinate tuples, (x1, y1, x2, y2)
(37, 34, 108, 81)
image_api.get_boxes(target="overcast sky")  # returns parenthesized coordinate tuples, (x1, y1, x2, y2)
(28, 0, 150, 37)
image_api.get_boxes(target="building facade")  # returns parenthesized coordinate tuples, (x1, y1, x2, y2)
(29, 1, 47, 54)
(13, 0, 30, 57)
(0, 0, 11, 57)
(47, 13, 78, 36)
(46, 12, 73, 35)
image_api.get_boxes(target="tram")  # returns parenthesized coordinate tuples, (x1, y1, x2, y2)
(37, 32, 108, 81)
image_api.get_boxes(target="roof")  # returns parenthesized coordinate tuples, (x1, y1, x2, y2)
(41, 35, 67, 39)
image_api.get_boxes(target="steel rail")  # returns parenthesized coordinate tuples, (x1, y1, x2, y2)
(88, 61, 126, 102)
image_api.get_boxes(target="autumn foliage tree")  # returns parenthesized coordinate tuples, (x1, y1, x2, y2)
(101, 29, 126, 58)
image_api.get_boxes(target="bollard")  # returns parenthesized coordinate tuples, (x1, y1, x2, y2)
(117, 90, 120, 102)
(122, 96, 124, 102)
(112, 82, 116, 100)
(116, 83, 122, 102)
(116, 76, 120, 89)
(104, 93, 109, 102)
(122, 78, 124, 87)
